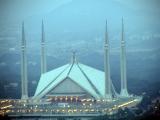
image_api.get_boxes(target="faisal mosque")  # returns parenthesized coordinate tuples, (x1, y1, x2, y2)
(0, 19, 142, 119)
(22, 19, 129, 100)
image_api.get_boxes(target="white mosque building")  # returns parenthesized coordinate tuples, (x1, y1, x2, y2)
(21, 19, 134, 102)
(0, 19, 143, 118)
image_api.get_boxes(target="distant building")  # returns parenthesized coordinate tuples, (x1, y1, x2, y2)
(32, 19, 129, 101)
(20, 19, 139, 103)
(33, 55, 117, 100)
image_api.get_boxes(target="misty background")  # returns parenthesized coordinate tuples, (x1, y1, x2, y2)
(0, 0, 160, 98)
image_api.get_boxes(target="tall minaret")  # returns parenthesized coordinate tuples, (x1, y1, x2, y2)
(104, 20, 112, 99)
(120, 18, 129, 97)
(21, 22, 28, 99)
(41, 20, 47, 74)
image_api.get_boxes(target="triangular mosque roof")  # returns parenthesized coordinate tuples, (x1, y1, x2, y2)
(34, 59, 117, 99)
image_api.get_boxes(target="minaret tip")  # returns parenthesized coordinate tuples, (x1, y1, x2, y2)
(41, 19, 47, 74)
(106, 19, 108, 31)
(122, 16, 124, 23)
(105, 19, 109, 45)
(41, 20, 45, 43)
(121, 17, 125, 43)
(42, 20, 44, 29)
(42, 19, 44, 26)
(22, 21, 24, 29)
(106, 19, 108, 26)
(71, 51, 77, 64)
(22, 21, 25, 46)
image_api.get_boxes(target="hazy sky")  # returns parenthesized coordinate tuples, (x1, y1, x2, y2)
(0, 0, 160, 55)
(0, 0, 73, 21)
(0, 0, 159, 21)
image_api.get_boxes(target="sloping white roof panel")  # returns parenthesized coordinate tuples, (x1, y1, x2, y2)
(78, 63, 105, 97)
(34, 62, 114, 99)
(68, 64, 100, 98)
(34, 64, 70, 96)
(36, 64, 71, 98)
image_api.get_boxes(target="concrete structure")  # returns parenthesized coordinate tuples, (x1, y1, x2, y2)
(33, 53, 117, 100)
(104, 20, 112, 99)
(21, 22, 28, 99)
(41, 20, 47, 74)
(120, 18, 129, 97)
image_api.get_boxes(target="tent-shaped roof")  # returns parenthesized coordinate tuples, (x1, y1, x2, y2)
(34, 59, 117, 99)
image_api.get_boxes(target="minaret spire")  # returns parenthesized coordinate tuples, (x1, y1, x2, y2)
(72, 51, 76, 63)
(120, 17, 129, 97)
(71, 51, 77, 64)
(104, 20, 112, 99)
(21, 22, 28, 99)
(41, 20, 47, 74)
